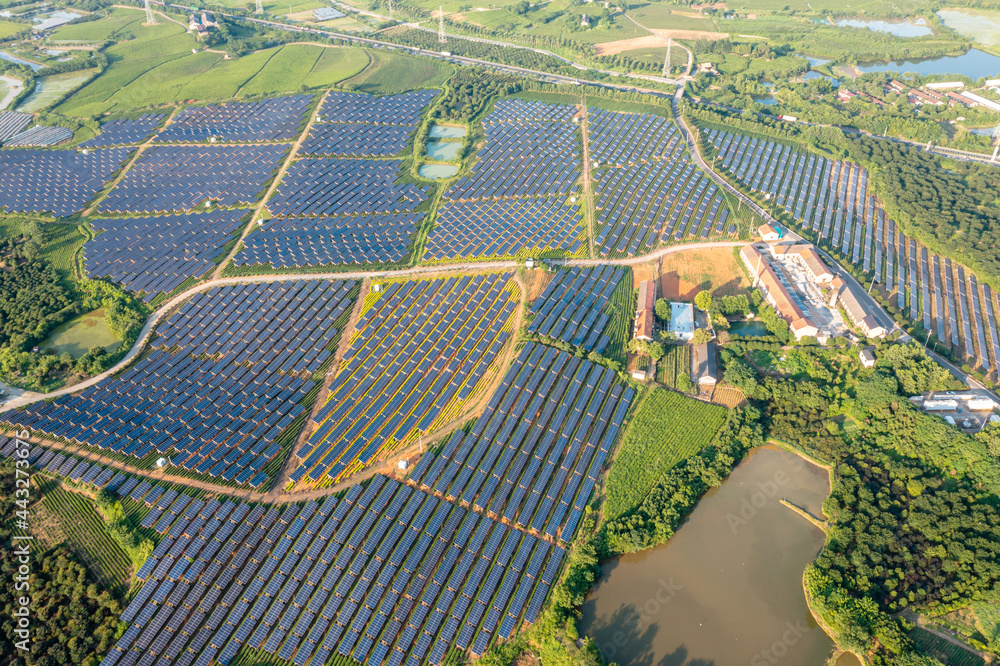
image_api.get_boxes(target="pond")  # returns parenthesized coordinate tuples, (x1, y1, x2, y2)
(729, 319, 772, 336)
(418, 164, 459, 179)
(428, 124, 466, 138)
(17, 68, 95, 112)
(42, 309, 120, 359)
(425, 140, 461, 162)
(754, 94, 780, 106)
(804, 70, 841, 87)
(0, 50, 42, 71)
(856, 48, 1000, 79)
(836, 17, 933, 38)
(580, 445, 834, 666)
(938, 9, 1000, 46)
(970, 126, 998, 136)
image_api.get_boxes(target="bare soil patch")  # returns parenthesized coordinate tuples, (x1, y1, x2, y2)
(632, 263, 655, 289)
(659, 246, 749, 300)
(595, 31, 726, 55)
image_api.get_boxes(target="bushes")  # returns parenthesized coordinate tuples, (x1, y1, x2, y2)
(94, 488, 154, 569)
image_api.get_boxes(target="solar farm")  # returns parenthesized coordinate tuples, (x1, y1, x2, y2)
(591, 109, 730, 257)
(426, 99, 585, 260)
(293, 273, 518, 485)
(527, 266, 629, 355)
(5, 280, 357, 487)
(156, 96, 314, 144)
(301, 90, 436, 157)
(0, 147, 130, 216)
(82, 114, 166, 148)
(84, 210, 247, 301)
(705, 127, 1000, 375)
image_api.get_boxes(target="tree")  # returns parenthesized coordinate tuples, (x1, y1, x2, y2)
(676, 372, 694, 393)
(655, 298, 671, 321)
(694, 290, 712, 311)
(691, 329, 713, 345)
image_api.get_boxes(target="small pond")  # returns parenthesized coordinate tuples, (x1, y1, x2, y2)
(418, 164, 459, 179)
(425, 140, 461, 162)
(970, 126, 997, 136)
(856, 48, 1000, 78)
(428, 124, 466, 138)
(42, 309, 120, 359)
(0, 50, 42, 71)
(729, 319, 771, 337)
(836, 17, 933, 38)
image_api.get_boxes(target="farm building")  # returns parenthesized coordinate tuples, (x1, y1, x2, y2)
(773, 243, 834, 284)
(693, 342, 717, 387)
(758, 223, 781, 242)
(634, 279, 655, 342)
(667, 302, 695, 341)
(740, 245, 819, 340)
(829, 277, 888, 338)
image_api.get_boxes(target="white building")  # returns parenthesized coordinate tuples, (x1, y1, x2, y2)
(667, 302, 695, 341)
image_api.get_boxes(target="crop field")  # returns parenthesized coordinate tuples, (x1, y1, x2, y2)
(50, 8, 142, 41)
(102, 475, 566, 665)
(908, 627, 986, 666)
(604, 388, 726, 520)
(6, 281, 357, 487)
(625, 4, 719, 32)
(294, 274, 518, 484)
(602, 277, 635, 366)
(704, 125, 1000, 376)
(341, 49, 452, 95)
(34, 475, 132, 597)
(972, 597, 1000, 647)
(411, 343, 635, 543)
(0, 21, 26, 38)
(655, 344, 691, 389)
(591, 108, 732, 258)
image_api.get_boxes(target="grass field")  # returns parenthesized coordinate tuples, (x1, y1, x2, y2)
(57, 17, 370, 116)
(972, 596, 1000, 648)
(341, 49, 451, 94)
(908, 627, 986, 666)
(655, 343, 691, 389)
(34, 475, 132, 597)
(626, 4, 719, 31)
(49, 9, 141, 41)
(604, 388, 727, 519)
(0, 21, 27, 38)
(0, 217, 86, 283)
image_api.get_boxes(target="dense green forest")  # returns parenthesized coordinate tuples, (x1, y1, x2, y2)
(0, 261, 75, 349)
(0, 460, 123, 666)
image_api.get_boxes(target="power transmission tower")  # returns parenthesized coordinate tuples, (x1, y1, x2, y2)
(144, 0, 156, 25)
(438, 6, 446, 43)
(255, 0, 263, 13)
(662, 38, 672, 78)
(388, 0, 393, 20)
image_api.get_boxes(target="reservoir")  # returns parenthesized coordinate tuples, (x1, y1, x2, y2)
(428, 124, 467, 138)
(836, 18, 933, 38)
(426, 140, 461, 162)
(418, 164, 459, 179)
(580, 445, 834, 666)
(856, 48, 1000, 78)
(0, 50, 43, 71)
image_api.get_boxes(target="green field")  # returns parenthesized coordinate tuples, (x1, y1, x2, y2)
(724, 0, 935, 13)
(601, 277, 635, 366)
(35, 475, 132, 597)
(49, 9, 142, 42)
(908, 627, 986, 666)
(655, 344, 691, 389)
(938, 8, 1000, 45)
(56, 14, 370, 116)
(604, 388, 727, 519)
(341, 49, 451, 94)
(0, 21, 27, 38)
(626, 4, 719, 32)
(0, 217, 85, 283)
(972, 597, 1000, 648)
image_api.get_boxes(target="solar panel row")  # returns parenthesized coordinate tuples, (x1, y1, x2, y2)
(82, 114, 165, 148)
(156, 95, 312, 144)
(0, 148, 130, 217)
(4, 280, 355, 485)
(293, 274, 518, 484)
(526, 265, 627, 354)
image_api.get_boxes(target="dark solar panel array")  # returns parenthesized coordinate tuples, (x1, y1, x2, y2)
(4, 280, 355, 485)
(234, 213, 421, 268)
(425, 198, 584, 260)
(445, 100, 580, 202)
(102, 475, 564, 666)
(84, 210, 246, 300)
(0, 440, 159, 495)
(156, 96, 313, 143)
(587, 107, 677, 166)
(0, 148, 130, 217)
(591, 110, 728, 257)
(99, 145, 287, 213)
(0, 111, 32, 142)
(293, 274, 517, 485)
(318, 90, 437, 125)
(410, 343, 634, 543)
(4, 125, 74, 147)
(526, 266, 627, 354)
(267, 158, 429, 217)
(301, 90, 435, 157)
(82, 114, 165, 148)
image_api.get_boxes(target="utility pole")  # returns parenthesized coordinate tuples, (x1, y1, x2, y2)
(663, 38, 672, 78)
(144, 0, 156, 25)
(389, 0, 393, 20)
(255, 0, 264, 13)
(438, 6, 446, 43)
